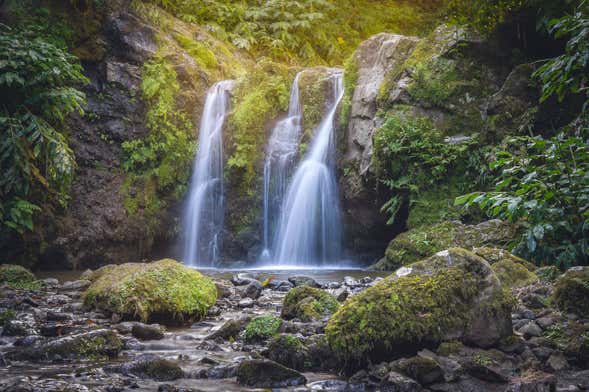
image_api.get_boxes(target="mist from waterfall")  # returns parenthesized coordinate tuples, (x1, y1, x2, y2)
(182, 80, 234, 267)
(271, 70, 344, 266)
(260, 72, 304, 262)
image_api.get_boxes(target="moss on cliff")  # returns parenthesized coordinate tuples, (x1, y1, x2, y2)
(83, 259, 217, 324)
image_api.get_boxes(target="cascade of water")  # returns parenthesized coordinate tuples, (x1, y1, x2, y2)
(271, 70, 344, 265)
(182, 80, 234, 267)
(260, 72, 304, 262)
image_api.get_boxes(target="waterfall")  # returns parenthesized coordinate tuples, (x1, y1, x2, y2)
(182, 80, 234, 267)
(260, 72, 304, 262)
(272, 70, 344, 266)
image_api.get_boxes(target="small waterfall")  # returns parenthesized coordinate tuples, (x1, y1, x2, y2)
(182, 80, 234, 267)
(260, 72, 304, 262)
(272, 70, 344, 266)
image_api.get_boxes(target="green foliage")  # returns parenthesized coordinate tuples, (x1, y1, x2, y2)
(534, 3, 589, 110)
(227, 60, 291, 195)
(146, 0, 443, 65)
(445, 0, 527, 34)
(83, 259, 217, 324)
(244, 315, 283, 342)
(0, 28, 86, 235)
(372, 114, 476, 225)
(121, 56, 195, 218)
(407, 58, 462, 108)
(455, 134, 589, 267)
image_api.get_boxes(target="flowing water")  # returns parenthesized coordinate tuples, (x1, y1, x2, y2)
(182, 80, 234, 267)
(271, 70, 344, 266)
(260, 72, 304, 262)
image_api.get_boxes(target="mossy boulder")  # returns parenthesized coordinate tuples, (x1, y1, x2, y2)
(281, 286, 339, 321)
(535, 266, 561, 283)
(472, 247, 538, 289)
(551, 267, 589, 318)
(236, 359, 307, 388)
(0, 264, 38, 289)
(326, 248, 513, 372)
(83, 259, 217, 324)
(265, 334, 308, 370)
(120, 354, 184, 381)
(244, 315, 282, 343)
(370, 220, 517, 271)
(9, 329, 122, 361)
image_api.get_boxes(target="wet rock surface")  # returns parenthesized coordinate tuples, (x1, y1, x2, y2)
(1, 265, 588, 391)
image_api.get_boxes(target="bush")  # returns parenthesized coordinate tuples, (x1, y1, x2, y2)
(456, 134, 589, 268)
(0, 28, 86, 235)
(373, 114, 477, 225)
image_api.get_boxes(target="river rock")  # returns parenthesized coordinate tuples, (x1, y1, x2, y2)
(391, 356, 444, 386)
(8, 329, 122, 361)
(238, 297, 254, 308)
(288, 276, 320, 288)
(236, 359, 306, 388)
(551, 266, 589, 318)
(519, 321, 542, 339)
(131, 323, 165, 340)
(231, 273, 257, 286)
(119, 353, 183, 381)
(242, 280, 263, 299)
(207, 317, 251, 341)
(265, 334, 308, 370)
(61, 280, 91, 291)
(380, 371, 422, 392)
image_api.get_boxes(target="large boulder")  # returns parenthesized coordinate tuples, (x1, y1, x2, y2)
(326, 248, 513, 372)
(83, 259, 217, 324)
(370, 220, 517, 271)
(551, 266, 589, 318)
(281, 286, 339, 321)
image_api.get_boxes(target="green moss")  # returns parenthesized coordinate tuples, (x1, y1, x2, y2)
(407, 58, 462, 108)
(299, 68, 330, 140)
(436, 340, 464, 356)
(490, 259, 538, 289)
(227, 60, 292, 197)
(536, 266, 561, 283)
(140, 358, 184, 381)
(121, 55, 194, 229)
(244, 315, 283, 342)
(174, 33, 218, 71)
(266, 334, 308, 370)
(83, 259, 217, 324)
(0, 309, 16, 326)
(281, 286, 339, 321)
(340, 52, 359, 130)
(326, 266, 479, 371)
(328, 247, 513, 372)
(551, 267, 589, 317)
(0, 264, 40, 290)
(373, 220, 517, 271)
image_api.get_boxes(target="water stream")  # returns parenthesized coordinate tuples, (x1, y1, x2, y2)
(271, 70, 344, 266)
(182, 80, 234, 267)
(260, 72, 304, 262)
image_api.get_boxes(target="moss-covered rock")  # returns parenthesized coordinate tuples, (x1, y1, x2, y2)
(491, 260, 538, 289)
(265, 334, 308, 370)
(244, 315, 282, 342)
(83, 259, 217, 324)
(0, 264, 38, 289)
(120, 354, 184, 381)
(535, 266, 561, 283)
(236, 359, 306, 388)
(326, 248, 513, 372)
(10, 329, 122, 361)
(551, 267, 589, 318)
(370, 220, 517, 271)
(281, 286, 339, 321)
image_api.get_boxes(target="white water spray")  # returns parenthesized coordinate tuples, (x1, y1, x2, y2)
(272, 70, 344, 265)
(182, 80, 233, 267)
(260, 72, 304, 262)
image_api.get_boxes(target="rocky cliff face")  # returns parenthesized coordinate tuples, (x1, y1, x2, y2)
(37, 1, 247, 269)
(337, 25, 552, 264)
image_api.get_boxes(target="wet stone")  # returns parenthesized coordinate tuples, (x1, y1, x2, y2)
(131, 323, 165, 340)
(288, 276, 321, 288)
